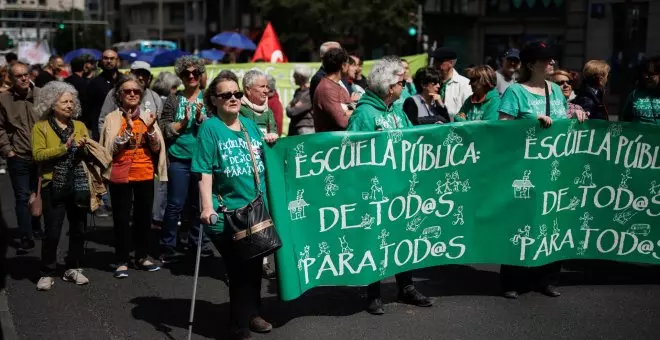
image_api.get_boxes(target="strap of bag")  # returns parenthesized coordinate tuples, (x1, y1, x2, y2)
(544, 81, 550, 117)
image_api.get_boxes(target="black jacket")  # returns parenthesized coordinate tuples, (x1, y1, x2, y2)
(85, 70, 122, 138)
(572, 84, 608, 120)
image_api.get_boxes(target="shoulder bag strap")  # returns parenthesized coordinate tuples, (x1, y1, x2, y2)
(545, 81, 551, 116)
(216, 123, 262, 206)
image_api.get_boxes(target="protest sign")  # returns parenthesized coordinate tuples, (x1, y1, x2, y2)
(137, 53, 428, 135)
(263, 120, 660, 301)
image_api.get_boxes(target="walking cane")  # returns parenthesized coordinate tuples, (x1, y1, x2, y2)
(187, 209, 217, 340)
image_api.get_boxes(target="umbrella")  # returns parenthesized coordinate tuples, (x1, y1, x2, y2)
(118, 50, 141, 63)
(197, 49, 225, 61)
(63, 48, 102, 63)
(210, 32, 257, 50)
(136, 49, 191, 67)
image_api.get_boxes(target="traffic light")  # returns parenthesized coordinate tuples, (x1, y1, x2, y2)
(408, 12, 417, 37)
(58, 22, 65, 30)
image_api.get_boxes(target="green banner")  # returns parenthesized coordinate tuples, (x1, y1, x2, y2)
(264, 120, 660, 301)
(134, 54, 428, 135)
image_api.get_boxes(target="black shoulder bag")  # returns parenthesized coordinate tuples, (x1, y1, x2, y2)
(217, 125, 282, 261)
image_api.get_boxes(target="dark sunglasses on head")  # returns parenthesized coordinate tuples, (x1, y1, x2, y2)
(215, 91, 244, 100)
(122, 88, 142, 96)
(554, 80, 572, 86)
(181, 70, 202, 79)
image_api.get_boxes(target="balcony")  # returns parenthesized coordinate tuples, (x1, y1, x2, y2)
(485, 0, 565, 17)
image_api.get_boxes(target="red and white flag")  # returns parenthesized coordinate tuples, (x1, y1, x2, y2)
(252, 22, 288, 63)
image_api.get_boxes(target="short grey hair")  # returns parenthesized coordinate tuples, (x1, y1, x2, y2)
(151, 71, 182, 97)
(367, 58, 405, 98)
(174, 56, 206, 76)
(266, 74, 276, 91)
(293, 64, 312, 82)
(243, 69, 267, 89)
(320, 41, 341, 57)
(34, 81, 81, 119)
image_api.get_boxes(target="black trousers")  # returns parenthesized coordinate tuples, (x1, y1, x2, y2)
(109, 180, 154, 264)
(367, 271, 414, 299)
(40, 184, 87, 276)
(210, 234, 263, 333)
(500, 262, 562, 292)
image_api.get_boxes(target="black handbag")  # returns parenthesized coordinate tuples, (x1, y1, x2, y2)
(217, 125, 282, 261)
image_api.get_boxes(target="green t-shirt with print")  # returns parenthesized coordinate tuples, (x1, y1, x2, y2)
(239, 105, 277, 135)
(498, 82, 568, 120)
(455, 88, 501, 122)
(620, 89, 660, 124)
(168, 91, 206, 160)
(347, 90, 413, 132)
(191, 115, 268, 234)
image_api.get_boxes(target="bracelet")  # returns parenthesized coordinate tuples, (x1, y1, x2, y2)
(147, 129, 157, 137)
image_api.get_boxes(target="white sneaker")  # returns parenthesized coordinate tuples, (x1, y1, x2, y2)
(0, 168, 6, 175)
(36, 277, 55, 291)
(63, 269, 90, 285)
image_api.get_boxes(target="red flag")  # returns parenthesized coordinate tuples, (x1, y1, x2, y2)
(252, 23, 288, 63)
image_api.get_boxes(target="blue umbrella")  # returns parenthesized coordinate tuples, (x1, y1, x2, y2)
(210, 32, 257, 50)
(118, 50, 141, 63)
(63, 48, 102, 63)
(136, 49, 191, 67)
(197, 49, 226, 61)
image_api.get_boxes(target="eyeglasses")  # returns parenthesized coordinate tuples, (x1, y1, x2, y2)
(181, 70, 202, 79)
(393, 80, 406, 87)
(554, 80, 572, 86)
(122, 88, 142, 96)
(215, 91, 244, 100)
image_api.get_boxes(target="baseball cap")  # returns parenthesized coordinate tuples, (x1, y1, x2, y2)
(130, 61, 151, 72)
(504, 48, 520, 61)
(431, 47, 458, 63)
(520, 42, 555, 65)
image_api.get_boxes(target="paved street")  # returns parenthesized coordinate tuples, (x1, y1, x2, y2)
(1, 174, 660, 340)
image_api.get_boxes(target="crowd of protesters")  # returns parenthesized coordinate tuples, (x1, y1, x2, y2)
(0, 40, 659, 339)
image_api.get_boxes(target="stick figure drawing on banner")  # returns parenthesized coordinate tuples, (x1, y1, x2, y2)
(650, 180, 660, 195)
(452, 206, 464, 225)
(620, 168, 632, 189)
(369, 177, 387, 201)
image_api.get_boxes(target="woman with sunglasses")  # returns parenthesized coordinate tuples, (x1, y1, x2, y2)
(347, 57, 432, 315)
(158, 56, 213, 264)
(620, 55, 660, 124)
(550, 69, 587, 119)
(403, 67, 450, 125)
(455, 65, 501, 122)
(195, 71, 278, 340)
(100, 75, 167, 278)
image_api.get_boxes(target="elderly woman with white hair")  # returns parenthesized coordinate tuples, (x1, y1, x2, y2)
(158, 56, 214, 263)
(31, 81, 91, 291)
(347, 57, 432, 314)
(240, 70, 277, 136)
(286, 64, 315, 135)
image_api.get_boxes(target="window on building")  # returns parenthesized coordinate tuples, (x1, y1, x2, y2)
(486, 0, 564, 16)
(39, 0, 46, 5)
(187, 2, 194, 21)
(6, 0, 18, 4)
(610, 2, 649, 95)
(170, 3, 185, 25)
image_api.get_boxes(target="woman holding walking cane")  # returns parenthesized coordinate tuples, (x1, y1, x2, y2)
(193, 70, 278, 340)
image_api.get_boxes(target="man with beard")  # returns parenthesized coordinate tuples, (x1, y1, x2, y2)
(98, 61, 162, 132)
(33, 55, 65, 87)
(85, 49, 122, 140)
(0, 62, 42, 252)
(496, 48, 521, 95)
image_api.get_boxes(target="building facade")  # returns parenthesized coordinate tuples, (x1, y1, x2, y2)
(0, 0, 85, 41)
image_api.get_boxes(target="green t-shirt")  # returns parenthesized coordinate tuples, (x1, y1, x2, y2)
(347, 91, 413, 132)
(455, 88, 501, 122)
(498, 82, 568, 120)
(239, 105, 277, 135)
(191, 116, 268, 233)
(168, 91, 206, 160)
(620, 89, 660, 124)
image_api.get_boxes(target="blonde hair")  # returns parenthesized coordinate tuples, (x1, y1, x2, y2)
(583, 60, 610, 82)
(466, 65, 497, 90)
(550, 69, 573, 80)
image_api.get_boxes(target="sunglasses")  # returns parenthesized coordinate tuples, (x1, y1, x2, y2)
(554, 80, 572, 86)
(182, 70, 202, 79)
(215, 91, 244, 100)
(122, 88, 142, 96)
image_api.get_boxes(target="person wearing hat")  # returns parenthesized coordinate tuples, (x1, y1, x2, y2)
(97, 61, 163, 133)
(496, 48, 521, 95)
(430, 47, 472, 118)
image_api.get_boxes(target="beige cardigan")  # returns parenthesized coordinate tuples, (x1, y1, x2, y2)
(100, 109, 168, 182)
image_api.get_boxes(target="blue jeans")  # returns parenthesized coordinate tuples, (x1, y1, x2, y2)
(160, 157, 209, 252)
(7, 156, 41, 239)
